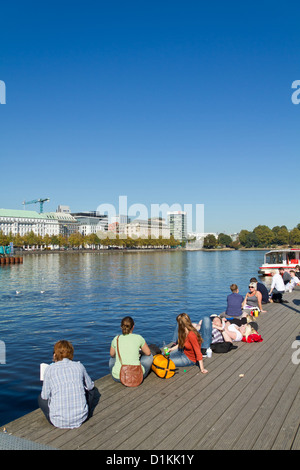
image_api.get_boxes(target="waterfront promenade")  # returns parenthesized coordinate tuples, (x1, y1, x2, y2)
(2, 288, 300, 450)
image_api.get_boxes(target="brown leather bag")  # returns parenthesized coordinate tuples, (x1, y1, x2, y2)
(116, 336, 144, 387)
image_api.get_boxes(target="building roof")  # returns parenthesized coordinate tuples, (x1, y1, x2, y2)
(44, 212, 77, 221)
(0, 209, 45, 219)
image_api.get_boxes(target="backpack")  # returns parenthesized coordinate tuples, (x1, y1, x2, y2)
(151, 354, 177, 379)
(272, 293, 282, 303)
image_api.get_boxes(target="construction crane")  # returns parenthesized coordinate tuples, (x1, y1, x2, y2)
(22, 198, 50, 213)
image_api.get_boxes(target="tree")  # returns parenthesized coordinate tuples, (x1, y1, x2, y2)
(203, 234, 217, 249)
(289, 228, 300, 245)
(253, 225, 274, 247)
(0, 230, 8, 246)
(217, 233, 232, 247)
(68, 232, 84, 247)
(85, 233, 100, 248)
(273, 226, 289, 245)
(23, 230, 38, 247)
(238, 230, 250, 246)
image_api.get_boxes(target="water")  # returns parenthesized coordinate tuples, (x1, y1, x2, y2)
(0, 250, 268, 426)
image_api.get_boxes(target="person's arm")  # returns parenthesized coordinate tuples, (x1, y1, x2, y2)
(241, 293, 248, 308)
(141, 342, 151, 356)
(256, 291, 266, 313)
(41, 366, 51, 400)
(269, 276, 276, 294)
(82, 364, 94, 390)
(197, 359, 208, 374)
(168, 344, 178, 353)
(189, 332, 208, 374)
(110, 346, 116, 357)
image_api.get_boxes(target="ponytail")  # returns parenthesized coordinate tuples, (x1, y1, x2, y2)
(121, 316, 134, 335)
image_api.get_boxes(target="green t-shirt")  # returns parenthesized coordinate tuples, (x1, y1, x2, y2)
(111, 333, 146, 379)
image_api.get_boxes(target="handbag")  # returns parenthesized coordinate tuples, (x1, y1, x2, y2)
(116, 336, 144, 387)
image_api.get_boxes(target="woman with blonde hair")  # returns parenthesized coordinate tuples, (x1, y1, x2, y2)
(242, 282, 266, 313)
(168, 313, 208, 374)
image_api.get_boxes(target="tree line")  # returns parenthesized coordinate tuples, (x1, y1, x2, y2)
(203, 224, 300, 249)
(0, 230, 183, 250)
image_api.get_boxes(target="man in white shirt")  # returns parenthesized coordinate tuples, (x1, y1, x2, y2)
(269, 268, 285, 300)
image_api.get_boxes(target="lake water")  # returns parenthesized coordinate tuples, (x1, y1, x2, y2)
(0, 249, 269, 426)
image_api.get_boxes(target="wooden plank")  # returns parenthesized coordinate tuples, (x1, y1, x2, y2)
(2, 288, 300, 451)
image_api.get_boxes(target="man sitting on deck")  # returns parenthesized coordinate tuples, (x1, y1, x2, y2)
(38, 340, 95, 429)
(269, 268, 285, 302)
(223, 284, 244, 319)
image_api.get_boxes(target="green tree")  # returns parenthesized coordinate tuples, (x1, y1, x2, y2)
(203, 234, 217, 249)
(23, 230, 38, 247)
(273, 226, 289, 245)
(0, 230, 8, 246)
(253, 225, 274, 247)
(238, 230, 250, 246)
(217, 233, 232, 247)
(68, 232, 84, 247)
(289, 228, 300, 245)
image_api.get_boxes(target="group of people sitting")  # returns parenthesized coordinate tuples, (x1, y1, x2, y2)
(38, 275, 274, 430)
(269, 266, 300, 298)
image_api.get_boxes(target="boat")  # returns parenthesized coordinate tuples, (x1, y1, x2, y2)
(258, 248, 300, 276)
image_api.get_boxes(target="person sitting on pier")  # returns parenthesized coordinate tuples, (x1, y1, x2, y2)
(285, 270, 300, 292)
(249, 277, 269, 304)
(38, 340, 95, 429)
(269, 268, 285, 301)
(242, 282, 267, 313)
(167, 313, 208, 374)
(223, 284, 244, 318)
(172, 314, 212, 357)
(109, 316, 153, 384)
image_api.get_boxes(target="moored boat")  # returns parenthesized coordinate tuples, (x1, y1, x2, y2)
(258, 248, 300, 276)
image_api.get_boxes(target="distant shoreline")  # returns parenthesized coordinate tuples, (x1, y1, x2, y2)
(13, 247, 270, 256)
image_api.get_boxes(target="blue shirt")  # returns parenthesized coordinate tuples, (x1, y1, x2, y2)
(226, 293, 244, 317)
(41, 358, 94, 429)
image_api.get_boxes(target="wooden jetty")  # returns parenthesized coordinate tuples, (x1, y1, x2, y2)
(2, 288, 300, 450)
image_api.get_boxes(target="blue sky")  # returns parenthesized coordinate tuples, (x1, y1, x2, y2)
(1, 1, 300, 233)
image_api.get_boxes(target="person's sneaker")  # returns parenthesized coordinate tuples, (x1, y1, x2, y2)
(201, 348, 207, 357)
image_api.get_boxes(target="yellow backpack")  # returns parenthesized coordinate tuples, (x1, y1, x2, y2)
(151, 354, 177, 379)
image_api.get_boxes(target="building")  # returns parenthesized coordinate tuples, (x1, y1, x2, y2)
(167, 211, 187, 241)
(110, 215, 130, 236)
(46, 211, 78, 237)
(125, 218, 170, 239)
(0, 208, 80, 238)
(72, 212, 108, 236)
(56, 205, 71, 214)
(0, 209, 60, 237)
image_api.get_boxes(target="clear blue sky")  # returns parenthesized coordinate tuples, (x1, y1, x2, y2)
(1, 1, 300, 233)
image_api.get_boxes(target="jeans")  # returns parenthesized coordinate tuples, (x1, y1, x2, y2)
(109, 354, 153, 382)
(171, 315, 212, 350)
(169, 349, 195, 367)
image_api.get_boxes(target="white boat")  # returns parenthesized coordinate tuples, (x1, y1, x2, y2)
(258, 249, 300, 276)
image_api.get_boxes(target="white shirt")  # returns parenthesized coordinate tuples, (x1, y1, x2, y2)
(270, 273, 285, 292)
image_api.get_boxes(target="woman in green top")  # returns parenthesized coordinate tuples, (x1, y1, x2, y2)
(109, 316, 153, 383)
